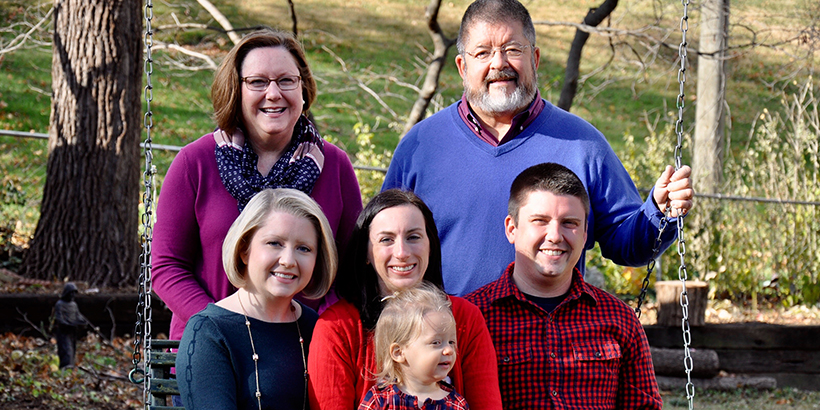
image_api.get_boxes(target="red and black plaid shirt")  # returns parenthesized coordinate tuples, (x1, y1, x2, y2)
(357, 382, 470, 410)
(466, 262, 662, 410)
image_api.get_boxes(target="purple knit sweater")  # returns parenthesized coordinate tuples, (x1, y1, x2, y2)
(152, 133, 362, 340)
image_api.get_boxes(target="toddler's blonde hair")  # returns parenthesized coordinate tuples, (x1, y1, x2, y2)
(373, 281, 456, 386)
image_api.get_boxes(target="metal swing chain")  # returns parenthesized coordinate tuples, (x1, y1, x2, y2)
(634, 216, 669, 317)
(634, 0, 694, 408)
(674, 0, 695, 407)
(130, 3, 156, 410)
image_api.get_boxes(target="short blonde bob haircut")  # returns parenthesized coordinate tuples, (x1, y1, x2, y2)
(222, 188, 337, 299)
(211, 28, 317, 135)
(373, 281, 456, 385)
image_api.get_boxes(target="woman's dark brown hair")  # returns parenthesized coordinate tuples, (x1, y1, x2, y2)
(336, 189, 445, 330)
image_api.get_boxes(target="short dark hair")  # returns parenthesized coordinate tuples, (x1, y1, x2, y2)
(457, 0, 536, 54)
(211, 28, 317, 134)
(335, 189, 444, 330)
(508, 163, 590, 223)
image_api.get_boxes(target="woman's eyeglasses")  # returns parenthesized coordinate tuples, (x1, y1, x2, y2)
(241, 75, 301, 91)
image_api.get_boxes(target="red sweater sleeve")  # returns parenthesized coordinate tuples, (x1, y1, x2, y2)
(450, 296, 503, 410)
(308, 301, 371, 410)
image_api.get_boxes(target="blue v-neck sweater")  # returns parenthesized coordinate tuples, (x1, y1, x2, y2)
(383, 100, 675, 296)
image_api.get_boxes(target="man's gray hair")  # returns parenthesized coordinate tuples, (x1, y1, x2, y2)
(457, 0, 536, 54)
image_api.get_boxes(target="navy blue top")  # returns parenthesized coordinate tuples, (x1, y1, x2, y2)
(177, 302, 318, 410)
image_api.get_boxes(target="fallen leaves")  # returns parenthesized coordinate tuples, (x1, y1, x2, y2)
(1, 332, 142, 410)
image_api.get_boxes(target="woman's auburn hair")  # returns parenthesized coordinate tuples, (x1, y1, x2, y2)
(211, 27, 317, 135)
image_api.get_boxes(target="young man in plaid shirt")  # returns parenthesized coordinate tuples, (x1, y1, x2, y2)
(466, 163, 662, 409)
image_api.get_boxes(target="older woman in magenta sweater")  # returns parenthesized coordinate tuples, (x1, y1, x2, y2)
(153, 28, 362, 342)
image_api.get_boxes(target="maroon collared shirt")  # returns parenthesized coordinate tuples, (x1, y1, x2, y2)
(456, 91, 546, 146)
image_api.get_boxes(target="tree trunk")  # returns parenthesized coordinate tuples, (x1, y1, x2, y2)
(557, 0, 619, 112)
(400, 0, 455, 138)
(693, 0, 729, 193)
(656, 280, 709, 327)
(20, 0, 142, 288)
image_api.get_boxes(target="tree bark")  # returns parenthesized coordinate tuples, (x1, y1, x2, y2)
(400, 0, 455, 138)
(20, 0, 142, 288)
(656, 280, 709, 327)
(693, 0, 729, 193)
(557, 0, 618, 111)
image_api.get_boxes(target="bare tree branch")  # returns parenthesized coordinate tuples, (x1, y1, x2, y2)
(401, 0, 456, 137)
(78, 364, 132, 383)
(0, 6, 53, 55)
(558, 0, 619, 111)
(535, 19, 817, 59)
(321, 45, 399, 121)
(16, 307, 51, 340)
(196, 0, 241, 45)
(358, 83, 399, 120)
(287, 0, 299, 36)
(154, 42, 218, 70)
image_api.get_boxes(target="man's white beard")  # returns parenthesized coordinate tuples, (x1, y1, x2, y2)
(465, 66, 538, 116)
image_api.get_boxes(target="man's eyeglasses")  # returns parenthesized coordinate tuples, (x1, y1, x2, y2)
(464, 44, 530, 62)
(241, 75, 301, 91)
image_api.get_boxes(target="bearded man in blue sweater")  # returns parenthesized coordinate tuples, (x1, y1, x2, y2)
(382, 0, 694, 296)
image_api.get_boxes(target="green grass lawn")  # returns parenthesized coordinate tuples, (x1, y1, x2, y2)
(1, 0, 818, 290)
(2, 0, 815, 152)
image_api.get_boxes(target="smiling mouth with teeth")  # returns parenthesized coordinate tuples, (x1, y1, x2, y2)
(273, 272, 297, 279)
(541, 249, 565, 256)
(390, 264, 416, 272)
(261, 108, 286, 114)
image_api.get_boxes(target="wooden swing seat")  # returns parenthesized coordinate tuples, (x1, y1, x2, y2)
(146, 339, 183, 410)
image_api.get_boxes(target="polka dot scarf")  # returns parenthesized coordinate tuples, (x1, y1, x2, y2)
(215, 115, 325, 211)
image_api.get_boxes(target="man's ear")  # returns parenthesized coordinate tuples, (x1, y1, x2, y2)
(390, 343, 405, 364)
(455, 53, 467, 80)
(505, 215, 516, 245)
(533, 46, 541, 70)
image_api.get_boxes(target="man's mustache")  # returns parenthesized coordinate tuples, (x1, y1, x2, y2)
(485, 68, 519, 83)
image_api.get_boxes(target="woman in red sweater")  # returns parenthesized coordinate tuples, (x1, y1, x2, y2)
(307, 189, 502, 410)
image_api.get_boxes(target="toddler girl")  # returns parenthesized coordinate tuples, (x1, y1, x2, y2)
(358, 282, 469, 410)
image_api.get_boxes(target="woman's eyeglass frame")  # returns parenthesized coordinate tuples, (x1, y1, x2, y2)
(241, 75, 302, 92)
